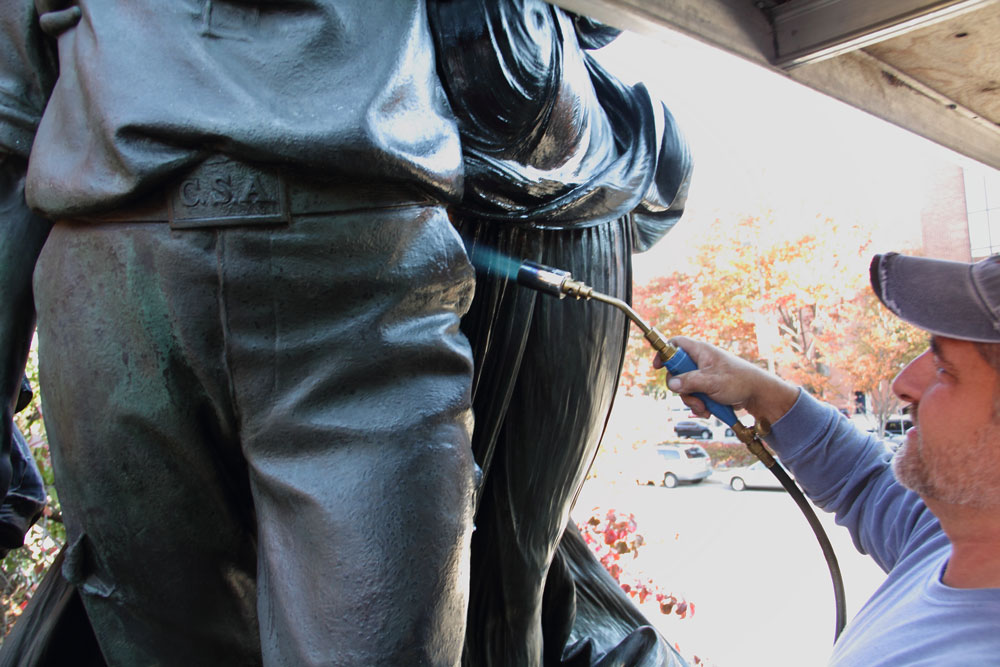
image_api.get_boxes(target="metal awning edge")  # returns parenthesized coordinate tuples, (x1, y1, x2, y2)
(551, 0, 1000, 171)
(771, 0, 997, 68)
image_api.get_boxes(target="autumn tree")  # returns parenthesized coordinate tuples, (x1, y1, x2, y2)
(819, 288, 925, 433)
(624, 210, 914, 416)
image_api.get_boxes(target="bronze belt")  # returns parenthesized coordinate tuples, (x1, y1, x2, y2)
(78, 156, 432, 229)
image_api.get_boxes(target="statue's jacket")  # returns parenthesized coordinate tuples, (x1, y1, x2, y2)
(429, 0, 692, 250)
(0, 0, 691, 251)
(0, 0, 465, 218)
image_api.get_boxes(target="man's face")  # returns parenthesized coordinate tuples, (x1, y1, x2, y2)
(890, 336, 1000, 508)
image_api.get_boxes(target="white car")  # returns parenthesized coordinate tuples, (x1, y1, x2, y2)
(655, 444, 713, 488)
(727, 460, 790, 492)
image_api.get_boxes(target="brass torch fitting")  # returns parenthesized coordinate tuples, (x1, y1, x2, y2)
(731, 423, 777, 468)
(644, 328, 675, 363)
(561, 278, 594, 300)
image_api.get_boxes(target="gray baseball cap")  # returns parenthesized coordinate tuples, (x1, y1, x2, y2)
(870, 252, 1000, 343)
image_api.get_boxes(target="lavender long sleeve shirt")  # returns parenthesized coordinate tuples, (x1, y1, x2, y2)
(768, 390, 1000, 666)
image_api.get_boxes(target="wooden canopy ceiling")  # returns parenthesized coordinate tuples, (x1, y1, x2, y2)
(554, 0, 1000, 171)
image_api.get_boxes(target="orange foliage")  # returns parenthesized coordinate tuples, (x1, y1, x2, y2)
(625, 211, 920, 408)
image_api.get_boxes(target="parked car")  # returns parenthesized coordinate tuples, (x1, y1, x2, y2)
(673, 418, 734, 440)
(883, 415, 914, 443)
(673, 418, 712, 439)
(655, 444, 713, 488)
(728, 460, 790, 492)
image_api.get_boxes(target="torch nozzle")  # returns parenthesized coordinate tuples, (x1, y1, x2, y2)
(516, 261, 590, 299)
(515, 260, 677, 358)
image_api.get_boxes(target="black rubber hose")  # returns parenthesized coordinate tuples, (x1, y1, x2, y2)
(766, 461, 847, 643)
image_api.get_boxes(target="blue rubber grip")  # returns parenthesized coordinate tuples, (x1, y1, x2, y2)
(663, 347, 739, 428)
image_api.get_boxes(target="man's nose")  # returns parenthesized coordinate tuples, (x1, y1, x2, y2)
(892, 349, 933, 405)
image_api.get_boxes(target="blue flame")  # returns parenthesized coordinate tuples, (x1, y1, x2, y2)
(467, 245, 524, 280)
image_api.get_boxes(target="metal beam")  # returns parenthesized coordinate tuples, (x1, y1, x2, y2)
(549, 0, 774, 65)
(787, 49, 1000, 170)
(770, 0, 999, 68)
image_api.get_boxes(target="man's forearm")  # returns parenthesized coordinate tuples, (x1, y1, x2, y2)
(744, 374, 800, 426)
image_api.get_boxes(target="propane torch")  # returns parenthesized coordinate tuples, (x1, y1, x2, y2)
(515, 259, 847, 640)
(516, 260, 775, 465)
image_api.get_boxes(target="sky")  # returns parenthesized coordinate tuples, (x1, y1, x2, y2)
(591, 27, 998, 283)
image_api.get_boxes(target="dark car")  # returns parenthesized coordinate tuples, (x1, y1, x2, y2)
(673, 418, 714, 439)
(883, 415, 914, 445)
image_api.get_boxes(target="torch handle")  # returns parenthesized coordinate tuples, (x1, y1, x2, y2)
(661, 347, 740, 428)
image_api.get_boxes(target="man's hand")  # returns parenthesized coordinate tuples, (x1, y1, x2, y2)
(654, 336, 799, 425)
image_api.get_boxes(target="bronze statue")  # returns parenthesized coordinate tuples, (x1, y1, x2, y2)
(0, 1, 692, 664)
(431, 2, 690, 664)
(4, 2, 478, 664)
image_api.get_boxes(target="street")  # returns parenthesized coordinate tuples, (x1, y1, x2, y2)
(574, 473, 888, 666)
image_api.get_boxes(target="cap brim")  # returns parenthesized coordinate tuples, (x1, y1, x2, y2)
(870, 253, 1000, 343)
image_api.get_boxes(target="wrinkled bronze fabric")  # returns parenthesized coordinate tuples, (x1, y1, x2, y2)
(1, 1, 481, 661)
(431, 1, 693, 664)
(35, 203, 478, 665)
(1, 1, 463, 217)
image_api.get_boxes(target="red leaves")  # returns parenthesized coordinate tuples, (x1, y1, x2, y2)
(577, 508, 694, 620)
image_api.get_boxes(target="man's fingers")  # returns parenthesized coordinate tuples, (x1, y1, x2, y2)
(679, 394, 708, 418)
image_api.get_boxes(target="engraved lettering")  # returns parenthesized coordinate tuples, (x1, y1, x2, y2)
(212, 176, 234, 205)
(241, 174, 275, 205)
(169, 160, 287, 228)
(180, 180, 202, 207)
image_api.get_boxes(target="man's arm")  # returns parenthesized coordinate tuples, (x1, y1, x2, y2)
(662, 336, 936, 571)
(1, 154, 52, 497)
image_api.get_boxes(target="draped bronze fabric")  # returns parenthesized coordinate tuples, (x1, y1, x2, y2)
(431, 1, 693, 664)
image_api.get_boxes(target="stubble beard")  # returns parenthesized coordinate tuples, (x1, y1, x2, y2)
(893, 415, 1000, 508)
